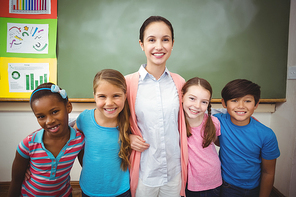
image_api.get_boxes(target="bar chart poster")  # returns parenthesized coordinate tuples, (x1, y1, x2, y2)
(0, 57, 57, 99)
(9, 0, 51, 14)
(8, 63, 49, 92)
(0, 18, 57, 58)
(0, 0, 57, 19)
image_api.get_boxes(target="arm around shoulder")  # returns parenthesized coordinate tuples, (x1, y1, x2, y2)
(78, 149, 84, 166)
(210, 115, 221, 146)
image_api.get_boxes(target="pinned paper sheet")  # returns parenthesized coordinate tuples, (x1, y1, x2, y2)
(8, 63, 49, 92)
(0, 0, 57, 19)
(9, 0, 51, 14)
(7, 23, 49, 54)
(0, 18, 57, 58)
(0, 57, 57, 99)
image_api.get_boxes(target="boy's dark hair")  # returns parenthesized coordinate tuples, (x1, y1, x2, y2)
(221, 79, 261, 105)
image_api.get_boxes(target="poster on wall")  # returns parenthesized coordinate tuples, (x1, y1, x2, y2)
(0, 18, 57, 58)
(8, 63, 49, 92)
(9, 0, 51, 14)
(0, 57, 57, 99)
(0, 0, 57, 19)
(7, 23, 49, 54)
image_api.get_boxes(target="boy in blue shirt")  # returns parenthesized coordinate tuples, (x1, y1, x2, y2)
(214, 79, 280, 197)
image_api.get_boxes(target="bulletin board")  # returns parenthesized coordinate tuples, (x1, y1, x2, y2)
(0, 0, 57, 100)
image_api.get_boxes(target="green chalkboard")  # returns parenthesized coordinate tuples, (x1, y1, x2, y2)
(57, 0, 290, 100)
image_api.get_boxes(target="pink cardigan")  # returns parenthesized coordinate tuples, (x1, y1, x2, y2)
(125, 72, 188, 197)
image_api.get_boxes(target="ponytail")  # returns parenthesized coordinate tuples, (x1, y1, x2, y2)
(201, 103, 216, 148)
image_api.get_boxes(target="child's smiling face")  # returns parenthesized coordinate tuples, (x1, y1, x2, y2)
(182, 85, 211, 126)
(222, 94, 259, 126)
(32, 95, 72, 136)
(94, 80, 126, 126)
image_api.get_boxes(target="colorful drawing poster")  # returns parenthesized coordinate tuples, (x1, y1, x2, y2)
(7, 23, 49, 54)
(0, 18, 57, 58)
(0, 57, 57, 99)
(0, 0, 57, 19)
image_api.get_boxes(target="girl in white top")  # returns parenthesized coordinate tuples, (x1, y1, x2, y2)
(182, 77, 222, 197)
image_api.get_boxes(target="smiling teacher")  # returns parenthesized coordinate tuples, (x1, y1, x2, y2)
(125, 16, 188, 197)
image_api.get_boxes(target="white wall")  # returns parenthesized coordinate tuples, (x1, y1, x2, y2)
(0, 111, 38, 181)
(270, 0, 296, 196)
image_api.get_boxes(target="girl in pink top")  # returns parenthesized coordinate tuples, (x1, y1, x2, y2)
(182, 77, 222, 197)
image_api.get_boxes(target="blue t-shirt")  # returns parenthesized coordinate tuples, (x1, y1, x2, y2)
(214, 113, 280, 189)
(77, 109, 130, 196)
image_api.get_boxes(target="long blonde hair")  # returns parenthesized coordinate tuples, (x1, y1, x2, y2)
(182, 77, 216, 148)
(93, 69, 131, 171)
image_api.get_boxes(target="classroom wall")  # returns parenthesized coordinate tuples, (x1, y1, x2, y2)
(270, 0, 296, 196)
(0, 1, 295, 196)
